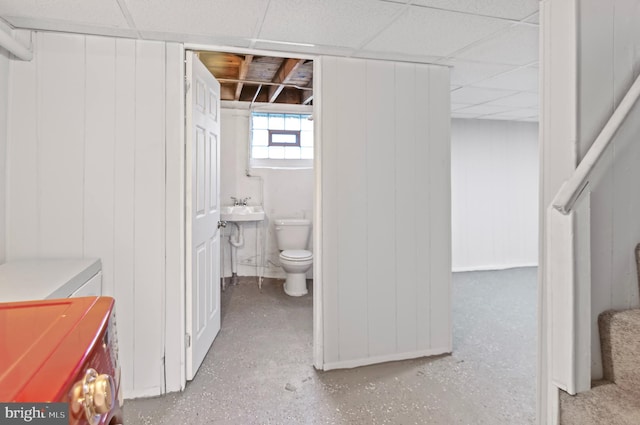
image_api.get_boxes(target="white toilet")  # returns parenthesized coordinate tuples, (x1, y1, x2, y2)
(274, 218, 313, 296)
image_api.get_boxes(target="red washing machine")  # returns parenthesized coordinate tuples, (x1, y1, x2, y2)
(0, 296, 124, 425)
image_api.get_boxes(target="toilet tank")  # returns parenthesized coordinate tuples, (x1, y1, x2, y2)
(274, 218, 311, 250)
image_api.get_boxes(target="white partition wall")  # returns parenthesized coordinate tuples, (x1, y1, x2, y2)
(319, 57, 451, 369)
(451, 118, 538, 271)
(6, 31, 183, 398)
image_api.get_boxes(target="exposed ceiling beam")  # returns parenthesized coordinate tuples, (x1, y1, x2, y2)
(234, 54, 253, 101)
(302, 77, 313, 105)
(269, 58, 305, 103)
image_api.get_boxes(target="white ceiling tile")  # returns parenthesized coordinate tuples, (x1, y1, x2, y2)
(488, 107, 538, 118)
(352, 49, 443, 65)
(1, 0, 128, 29)
(451, 86, 517, 104)
(364, 7, 512, 57)
(449, 60, 515, 86)
(452, 103, 474, 111)
(409, 0, 539, 20)
(124, 0, 267, 40)
(452, 112, 483, 119)
(471, 66, 538, 91)
(456, 104, 515, 115)
(486, 91, 538, 108)
(259, 0, 403, 49)
(456, 24, 538, 65)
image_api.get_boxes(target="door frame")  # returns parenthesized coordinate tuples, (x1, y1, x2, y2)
(165, 44, 324, 391)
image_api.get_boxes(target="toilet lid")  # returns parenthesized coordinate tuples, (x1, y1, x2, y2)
(280, 250, 313, 261)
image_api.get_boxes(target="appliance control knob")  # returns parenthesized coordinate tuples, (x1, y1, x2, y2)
(81, 368, 115, 422)
(91, 373, 114, 414)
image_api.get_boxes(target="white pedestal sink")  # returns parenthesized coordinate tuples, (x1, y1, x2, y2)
(220, 205, 265, 290)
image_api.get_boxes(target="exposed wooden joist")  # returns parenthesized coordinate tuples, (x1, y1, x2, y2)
(302, 77, 313, 105)
(234, 55, 253, 101)
(269, 58, 305, 103)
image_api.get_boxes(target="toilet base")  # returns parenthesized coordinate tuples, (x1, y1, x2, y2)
(284, 273, 308, 297)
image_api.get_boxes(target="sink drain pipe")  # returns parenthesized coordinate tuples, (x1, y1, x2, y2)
(229, 222, 244, 285)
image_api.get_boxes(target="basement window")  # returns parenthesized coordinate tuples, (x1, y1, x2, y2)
(250, 112, 313, 168)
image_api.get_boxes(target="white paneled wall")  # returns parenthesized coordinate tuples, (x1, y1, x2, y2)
(219, 108, 314, 279)
(319, 57, 451, 368)
(576, 0, 640, 379)
(451, 118, 538, 271)
(6, 31, 182, 398)
(0, 45, 8, 264)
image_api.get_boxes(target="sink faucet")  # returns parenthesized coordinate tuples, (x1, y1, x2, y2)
(230, 196, 251, 206)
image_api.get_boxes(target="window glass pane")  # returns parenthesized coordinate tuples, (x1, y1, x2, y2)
(301, 116, 313, 131)
(252, 129, 268, 146)
(252, 146, 268, 159)
(252, 113, 268, 129)
(268, 114, 285, 130)
(271, 132, 298, 145)
(284, 114, 301, 131)
(301, 147, 314, 159)
(300, 130, 313, 147)
(268, 146, 285, 159)
(284, 146, 301, 159)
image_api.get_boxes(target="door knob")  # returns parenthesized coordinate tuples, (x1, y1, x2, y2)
(218, 220, 227, 229)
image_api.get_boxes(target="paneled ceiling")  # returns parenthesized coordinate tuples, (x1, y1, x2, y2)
(0, 0, 539, 121)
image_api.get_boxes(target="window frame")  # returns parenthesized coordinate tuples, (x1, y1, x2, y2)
(268, 129, 301, 147)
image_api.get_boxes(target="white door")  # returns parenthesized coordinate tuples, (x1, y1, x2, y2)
(185, 51, 221, 380)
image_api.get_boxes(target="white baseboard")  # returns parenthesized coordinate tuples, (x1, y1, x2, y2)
(321, 347, 451, 371)
(124, 385, 163, 400)
(452, 262, 538, 273)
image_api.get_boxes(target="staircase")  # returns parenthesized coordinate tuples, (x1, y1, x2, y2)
(560, 247, 640, 424)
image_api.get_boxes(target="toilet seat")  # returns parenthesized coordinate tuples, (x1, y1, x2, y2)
(280, 249, 313, 262)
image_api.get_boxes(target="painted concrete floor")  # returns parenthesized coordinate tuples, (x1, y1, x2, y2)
(124, 268, 537, 424)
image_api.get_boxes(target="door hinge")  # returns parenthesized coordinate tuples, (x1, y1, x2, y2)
(185, 333, 191, 348)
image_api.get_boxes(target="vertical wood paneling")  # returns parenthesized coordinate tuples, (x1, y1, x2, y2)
(320, 57, 340, 364)
(133, 41, 166, 393)
(38, 33, 85, 257)
(336, 58, 368, 361)
(428, 66, 452, 350)
(6, 32, 170, 397)
(7, 36, 38, 260)
(395, 63, 418, 353)
(84, 36, 116, 297)
(365, 61, 397, 357)
(321, 57, 451, 368)
(415, 66, 431, 349)
(113, 37, 136, 395)
(164, 42, 185, 393)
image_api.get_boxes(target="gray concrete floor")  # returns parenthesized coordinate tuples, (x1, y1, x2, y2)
(124, 268, 537, 424)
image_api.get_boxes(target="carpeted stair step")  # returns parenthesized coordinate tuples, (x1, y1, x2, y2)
(560, 382, 640, 425)
(560, 309, 640, 424)
(599, 308, 640, 389)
